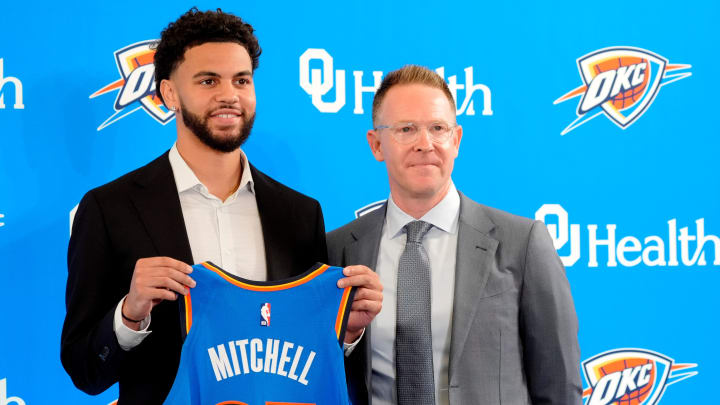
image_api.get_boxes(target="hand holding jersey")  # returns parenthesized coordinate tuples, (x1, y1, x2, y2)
(123, 258, 380, 339)
(122, 257, 196, 330)
(336, 265, 383, 343)
(60, 9, 361, 403)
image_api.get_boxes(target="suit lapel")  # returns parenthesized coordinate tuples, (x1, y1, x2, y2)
(129, 152, 194, 265)
(448, 193, 498, 381)
(251, 164, 293, 281)
(346, 204, 386, 269)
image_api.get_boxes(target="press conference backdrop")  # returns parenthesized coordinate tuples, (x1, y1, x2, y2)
(0, 0, 716, 403)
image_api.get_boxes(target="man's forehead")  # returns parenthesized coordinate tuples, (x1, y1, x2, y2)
(378, 84, 455, 120)
(175, 42, 252, 74)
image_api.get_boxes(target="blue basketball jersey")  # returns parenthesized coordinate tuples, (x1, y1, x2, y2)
(163, 262, 355, 405)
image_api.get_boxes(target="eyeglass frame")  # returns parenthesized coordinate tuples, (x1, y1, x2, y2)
(373, 121, 458, 144)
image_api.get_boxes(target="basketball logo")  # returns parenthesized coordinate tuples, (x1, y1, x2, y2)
(555, 47, 691, 135)
(582, 348, 697, 405)
(90, 40, 175, 131)
(260, 303, 271, 326)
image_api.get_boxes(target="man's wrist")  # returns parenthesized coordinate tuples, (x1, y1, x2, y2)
(120, 299, 146, 330)
(114, 296, 152, 350)
(344, 329, 363, 344)
(121, 308, 144, 324)
(343, 328, 365, 357)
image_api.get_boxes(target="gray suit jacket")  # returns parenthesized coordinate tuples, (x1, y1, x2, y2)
(327, 193, 581, 405)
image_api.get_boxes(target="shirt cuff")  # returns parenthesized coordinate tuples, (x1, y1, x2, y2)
(343, 328, 365, 357)
(113, 295, 152, 351)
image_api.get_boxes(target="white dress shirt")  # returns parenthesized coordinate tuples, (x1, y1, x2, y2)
(113, 144, 267, 349)
(372, 182, 460, 405)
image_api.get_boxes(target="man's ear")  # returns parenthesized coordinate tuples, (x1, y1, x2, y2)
(367, 130, 385, 162)
(160, 79, 177, 110)
(451, 125, 463, 158)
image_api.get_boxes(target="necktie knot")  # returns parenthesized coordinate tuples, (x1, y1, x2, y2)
(405, 220, 433, 244)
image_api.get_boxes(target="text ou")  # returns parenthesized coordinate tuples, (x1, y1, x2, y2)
(299, 48, 493, 116)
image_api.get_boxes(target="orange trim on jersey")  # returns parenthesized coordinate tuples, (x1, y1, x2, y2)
(184, 292, 193, 332)
(335, 286, 352, 339)
(582, 387, 592, 397)
(216, 401, 249, 405)
(200, 262, 329, 291)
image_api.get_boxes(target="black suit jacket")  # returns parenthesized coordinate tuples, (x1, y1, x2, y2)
(60, 152, 328, 404)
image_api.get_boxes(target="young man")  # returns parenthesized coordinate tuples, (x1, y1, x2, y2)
(61, 8, 381, 404)
(328, 65, 581, 404)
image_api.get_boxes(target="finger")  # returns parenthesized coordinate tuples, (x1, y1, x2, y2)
(152, 276, 189, 296)
(154, 257, 193, 273)
(139, 266, 196, 288)
(350, 299, 382, 313)
(338, 273, 382, 289)
(139, 257, 193, 273)
(159, 267, 196, 288)
(342, 265, 373, 276)
(352, 288, 383, 302)
(132, 275, 194, 300)
(139, 284, 181, 301)
(147, 287, 179, 301)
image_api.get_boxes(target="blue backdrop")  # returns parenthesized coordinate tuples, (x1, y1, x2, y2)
(0, 1, 716, 403)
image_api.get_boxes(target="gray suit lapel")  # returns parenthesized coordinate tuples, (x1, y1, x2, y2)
(449, 193, 498, 381)
(346, 204, 386, 269)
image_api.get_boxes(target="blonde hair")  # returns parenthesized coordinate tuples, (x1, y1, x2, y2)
(371, 65, 456, 124)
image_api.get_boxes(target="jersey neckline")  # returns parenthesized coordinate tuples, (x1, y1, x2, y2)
(199, 261, 332, 291)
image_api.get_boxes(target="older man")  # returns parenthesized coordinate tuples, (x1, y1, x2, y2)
(328, 65, 581, 404)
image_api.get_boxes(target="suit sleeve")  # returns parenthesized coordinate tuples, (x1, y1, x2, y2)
(60, 191, 128, 394)
(520, 220, 582, 404)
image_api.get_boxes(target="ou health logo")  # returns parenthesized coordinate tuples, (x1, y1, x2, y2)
(90, 40, 174, 131)
(582, 348, 697, 405)
(554, 47, 691, 135)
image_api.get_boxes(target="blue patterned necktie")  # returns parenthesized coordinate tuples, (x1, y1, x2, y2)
(396, 220, 436, 404)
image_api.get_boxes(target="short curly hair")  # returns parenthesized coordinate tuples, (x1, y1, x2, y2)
(153, 7, 262, 104)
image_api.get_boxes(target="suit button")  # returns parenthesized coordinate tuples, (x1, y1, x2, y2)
(99, 346, 110, 362)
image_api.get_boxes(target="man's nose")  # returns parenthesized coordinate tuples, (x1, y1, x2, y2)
(413, 127, 434, 151)
(215, 81, 239, 104)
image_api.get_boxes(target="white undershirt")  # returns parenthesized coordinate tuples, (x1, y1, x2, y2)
(113, 144, 266, 349)
(371, 182, 459, 405)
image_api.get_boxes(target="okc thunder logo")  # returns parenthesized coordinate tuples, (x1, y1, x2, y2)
(555, 47, 691, 135)
(90, 40, 174, 131)
(582, 348, 697, 405)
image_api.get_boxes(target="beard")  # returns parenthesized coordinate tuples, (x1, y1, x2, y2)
(180, 103, 255, 153)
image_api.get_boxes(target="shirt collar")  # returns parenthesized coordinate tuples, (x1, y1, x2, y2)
(168, 143, 255, 197)
(385, 181, 460, 239)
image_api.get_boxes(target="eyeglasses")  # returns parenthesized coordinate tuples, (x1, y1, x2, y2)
(374, 121, 457, 144)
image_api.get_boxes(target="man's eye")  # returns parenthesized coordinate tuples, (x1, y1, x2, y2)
(398, 125, 415, 134)
(200, 79, 215, 85)
(432, 124, 448, 132)
(236, 78, 251, 85)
